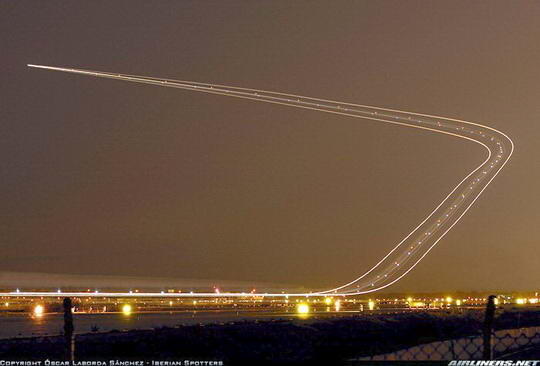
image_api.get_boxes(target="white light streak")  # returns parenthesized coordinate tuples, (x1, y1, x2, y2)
(11, 64, 513, 298)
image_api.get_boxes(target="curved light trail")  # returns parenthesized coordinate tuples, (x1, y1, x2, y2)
(13, 64, 513, 298)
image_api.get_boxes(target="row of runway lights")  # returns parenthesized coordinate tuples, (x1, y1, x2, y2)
(14, 298, 362, 317)
(15, 296, 540, 318)
(27, 299, 347, 317)
(5, 295, 536, 304)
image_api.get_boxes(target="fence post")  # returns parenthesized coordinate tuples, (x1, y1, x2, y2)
(450, 338, 456, 359)
(63, 297, 75, 361)
(483, 295, 496, 359)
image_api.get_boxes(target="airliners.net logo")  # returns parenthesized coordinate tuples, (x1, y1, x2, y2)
(449, 361, 540, 366)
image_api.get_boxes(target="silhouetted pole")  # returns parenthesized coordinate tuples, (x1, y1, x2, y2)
(482, 295, 496, 359)
(63, 297, 75, 361)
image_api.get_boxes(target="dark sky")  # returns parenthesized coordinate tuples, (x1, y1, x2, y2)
(1, 1, 539, 292)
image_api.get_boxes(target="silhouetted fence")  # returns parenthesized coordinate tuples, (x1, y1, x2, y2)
(354, 295, 540, 361)
(357, 325, 540, 360)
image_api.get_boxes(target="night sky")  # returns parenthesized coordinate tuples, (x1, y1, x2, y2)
(1, 1, 539, 292)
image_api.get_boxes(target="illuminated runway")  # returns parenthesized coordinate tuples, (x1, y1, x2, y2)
(9, 64, 513, 297)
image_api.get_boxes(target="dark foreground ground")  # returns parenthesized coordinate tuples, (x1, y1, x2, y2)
(1, 310, 539, 365)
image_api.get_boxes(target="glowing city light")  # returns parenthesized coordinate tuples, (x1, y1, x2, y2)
(297, 303, 310, 315)
(368, 300, 375, 311)
(324, 297, 333, 305)
(122, 304, 132, 315)
(33, 305, 44, 316)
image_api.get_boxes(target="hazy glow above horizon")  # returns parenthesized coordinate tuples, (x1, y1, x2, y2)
(11, 64, 513, 297)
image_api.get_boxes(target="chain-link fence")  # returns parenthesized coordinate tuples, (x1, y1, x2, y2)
(357, 326, 540, 361)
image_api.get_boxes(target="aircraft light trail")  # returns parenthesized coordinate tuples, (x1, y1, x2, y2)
(7, 64, 513, 298)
